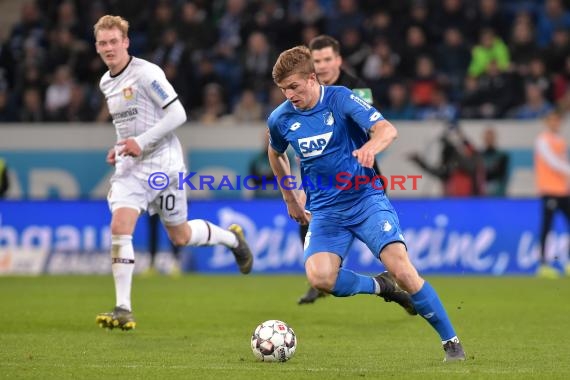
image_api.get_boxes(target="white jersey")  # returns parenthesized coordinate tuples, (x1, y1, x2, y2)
(100, 56, 185, 180)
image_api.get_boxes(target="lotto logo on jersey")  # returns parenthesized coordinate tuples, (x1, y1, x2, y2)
(151, 80, 169, 101)
(298, 132, 333, 157)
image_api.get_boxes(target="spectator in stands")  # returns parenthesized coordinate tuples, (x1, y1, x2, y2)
(553, 55, 570, 105)
(325, 0, 365, 40)
(296, 0, 326, 33)
(459, 75, 488, 119)
(232, 88, 264, 123)
(481, 127, 510, 196)
(416, 86, 457, 121)
(542, 27, 570, 75)
(8, 2, 46, 64)
(526, 57, 554, 102)
(45, 65, 74, 121)
(361, 37, 400, 82)
(398, 25, 431, 78)
(468, 60, 520, 119)
(536, 0, 570, 48)
(509, 82, 555, 119)
(508, 15, 540, 77)
(436, 27, 471, 102)
(0, 88, 18, 122)
(432, 0, 477, 44)
(401, 0, 434, 45)
(240, 31, 276, 100)
(263, 85, 286, 120)
(468, 27, 510, 77)
(339, 27, 370, 75)
(363, 10, 399, 50)
(368, 60, 399, 108)
(190, 82, 229, 124)
(19, 87, 44, 122)
(63, 83, 95, 122)
(176, 1, 216, 55)
(146, 0, 174, 52)
(2, 0, 568, 124)
(410, 55, 439, 109)
(475, 0, 510, 41)
(534, 109, 570, 278)
(382, 82, 416, 120)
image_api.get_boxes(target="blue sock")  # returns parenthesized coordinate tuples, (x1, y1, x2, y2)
(411, 281, 457, 341)
(330, 268, 375, 297)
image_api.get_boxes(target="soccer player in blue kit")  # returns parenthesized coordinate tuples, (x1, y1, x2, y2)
(267, 46, 465, 362)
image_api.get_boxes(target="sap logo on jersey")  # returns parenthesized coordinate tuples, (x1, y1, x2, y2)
(298, 132, 333, 157)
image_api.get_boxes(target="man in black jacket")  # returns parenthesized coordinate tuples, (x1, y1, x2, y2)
(298, 35, 387, 304)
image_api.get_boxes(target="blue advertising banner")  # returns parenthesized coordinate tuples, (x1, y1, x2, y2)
(0, 199, 567, 275)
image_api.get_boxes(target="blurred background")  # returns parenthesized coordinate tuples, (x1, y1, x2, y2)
(1, 0, 570, 276)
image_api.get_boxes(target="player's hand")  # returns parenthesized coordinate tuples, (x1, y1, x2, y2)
(117, 138, 142, 157)
(352, 146, 376, 168)
(286, 198, 311, 225)
(106, 147, 116, 166)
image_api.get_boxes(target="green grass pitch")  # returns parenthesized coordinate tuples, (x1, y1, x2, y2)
(1, 275, 569, 379)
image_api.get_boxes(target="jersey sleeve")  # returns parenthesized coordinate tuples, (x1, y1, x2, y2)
(337, 87, 384, 131)
(142, 63, 179, 109)
(267, 113, 288, 153)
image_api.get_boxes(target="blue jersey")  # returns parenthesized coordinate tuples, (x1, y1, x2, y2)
(268, 85, 386, 211)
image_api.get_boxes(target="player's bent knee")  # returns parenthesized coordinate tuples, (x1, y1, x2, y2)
(166, 222, 191, 246)
(168, 232, 190, 247)
(306, 271, 336, 292)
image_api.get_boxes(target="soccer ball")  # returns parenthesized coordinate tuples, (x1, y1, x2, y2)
(251, 320, 297, 362)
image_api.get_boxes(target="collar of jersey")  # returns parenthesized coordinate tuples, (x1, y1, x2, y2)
(110, 56, 134, 78)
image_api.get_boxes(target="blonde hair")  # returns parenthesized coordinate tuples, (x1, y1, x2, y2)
(272, 46, 314, 83)
(93, 15, 129, 38)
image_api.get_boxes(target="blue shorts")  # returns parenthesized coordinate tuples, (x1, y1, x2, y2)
(304, 193, 405, 263)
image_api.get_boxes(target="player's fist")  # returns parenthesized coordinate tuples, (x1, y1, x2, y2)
(352, 148, 375, 168)
(106, 147, 116, 166)
(117, 138, 142, 157)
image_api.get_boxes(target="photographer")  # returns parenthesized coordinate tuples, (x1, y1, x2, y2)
(409, 122, 485, 197)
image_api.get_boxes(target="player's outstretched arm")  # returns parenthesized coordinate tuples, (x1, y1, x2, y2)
(268, 145, 310, 225)
(352, 120, 397, 168)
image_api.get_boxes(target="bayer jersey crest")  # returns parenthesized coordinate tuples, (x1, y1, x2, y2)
(122, 87, 134, 100)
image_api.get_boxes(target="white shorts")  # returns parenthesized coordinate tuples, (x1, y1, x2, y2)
(107, 174, 188, 226)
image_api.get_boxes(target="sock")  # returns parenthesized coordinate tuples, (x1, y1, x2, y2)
(111, 235, 135, 311)
(411, 281, 457, 341)
(330, 268, 375, 297)
(187, 219, 237, 247)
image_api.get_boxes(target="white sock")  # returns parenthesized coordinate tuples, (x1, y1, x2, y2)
(442, 336, 460, 345)
(373, 278, 381, 294)
(187, 219, 238, 247)
(111, 235, 135, 311)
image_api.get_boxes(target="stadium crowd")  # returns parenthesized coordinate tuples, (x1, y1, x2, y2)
(0, 0, 569, 124)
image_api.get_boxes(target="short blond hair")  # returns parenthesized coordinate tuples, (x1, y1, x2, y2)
(272, 46, 314, 83)
(93, 15, 129, 38)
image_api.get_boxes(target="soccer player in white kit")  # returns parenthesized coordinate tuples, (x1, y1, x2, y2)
(93, 15, 253, 330)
